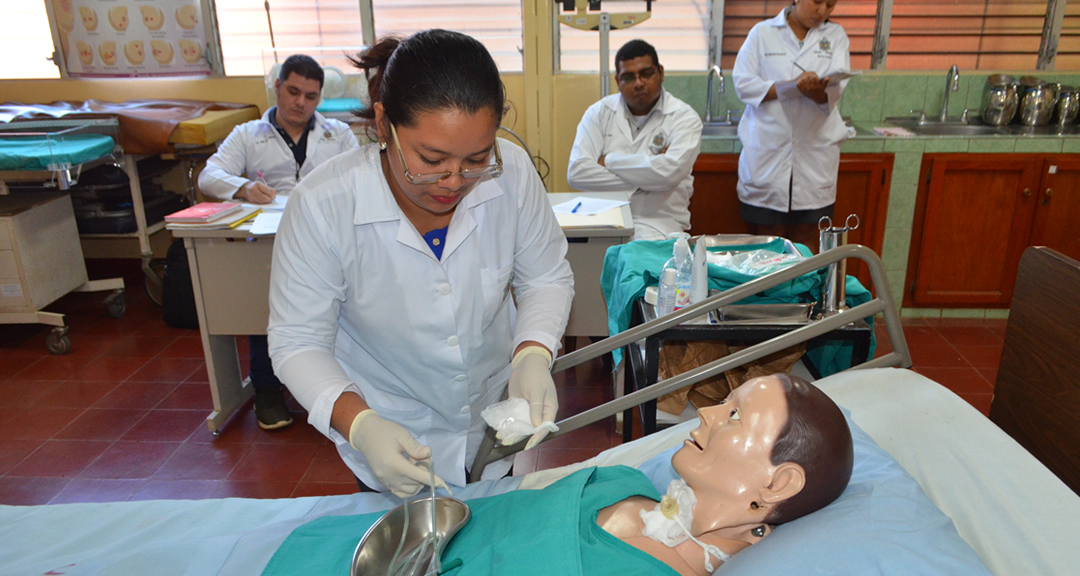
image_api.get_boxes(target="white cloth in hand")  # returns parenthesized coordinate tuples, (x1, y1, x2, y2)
(506, 346, 559, 450)
(481, 397, 559, 446)
(348, 409, 447, 498)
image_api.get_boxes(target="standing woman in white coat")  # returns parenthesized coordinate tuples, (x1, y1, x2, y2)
(267, 29, 574, 497)
(733, 0, 850, 250)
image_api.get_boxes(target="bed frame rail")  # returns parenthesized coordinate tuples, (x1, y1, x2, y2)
(469, 244, 912, 481)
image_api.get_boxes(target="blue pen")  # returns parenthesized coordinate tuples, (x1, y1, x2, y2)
(571, 201, 582, 213)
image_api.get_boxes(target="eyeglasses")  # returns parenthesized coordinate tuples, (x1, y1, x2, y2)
(390, 123, 503, 185)
(617, 67, 658, 85)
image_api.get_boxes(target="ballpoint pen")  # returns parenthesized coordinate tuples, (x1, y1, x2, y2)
(792, 61, 807, 73)
(256, 170, 268, 186)
(571, 201, 582, 213)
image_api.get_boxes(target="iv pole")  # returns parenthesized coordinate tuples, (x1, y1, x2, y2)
(557, 1, 653, 98)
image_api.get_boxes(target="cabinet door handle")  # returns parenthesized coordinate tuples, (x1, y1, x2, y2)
(1023, 188, 1033, 197)
(1045, 188, 1055, 197)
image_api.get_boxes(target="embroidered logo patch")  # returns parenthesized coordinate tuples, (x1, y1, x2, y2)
(648, 133, 668, 155)
(819, 38, 831, 52)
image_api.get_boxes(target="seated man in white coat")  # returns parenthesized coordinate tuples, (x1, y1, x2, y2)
(197, 54, 358, 430)
(568, 39, 703, 241)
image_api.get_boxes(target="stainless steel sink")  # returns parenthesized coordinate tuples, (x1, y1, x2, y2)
(884, 118, 1008, 137)
(701, 122, 739, 137)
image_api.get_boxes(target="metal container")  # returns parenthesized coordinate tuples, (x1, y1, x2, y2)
(1052, 84, 1080, 125)
(351, 497, 470, 576)
(1018, 76, 1058, 126)
(818, 214, 860, 313)
(981, 74, 1019, 126)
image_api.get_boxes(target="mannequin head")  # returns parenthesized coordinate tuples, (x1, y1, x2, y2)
(671, 373, 852, 537)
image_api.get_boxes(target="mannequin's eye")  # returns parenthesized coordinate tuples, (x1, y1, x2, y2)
(718, 398, 728, 405)
(729, 409, 740, 421)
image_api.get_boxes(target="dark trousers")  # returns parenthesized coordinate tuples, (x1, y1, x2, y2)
(249, 335, 281, 393)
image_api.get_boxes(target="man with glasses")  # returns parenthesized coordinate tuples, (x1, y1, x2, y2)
(568, 39, 703, 241)
(198, 54, 358, 431)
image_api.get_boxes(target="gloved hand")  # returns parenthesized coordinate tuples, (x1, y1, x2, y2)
(348, 409, 448, 498)
(507, 346, 558, 450)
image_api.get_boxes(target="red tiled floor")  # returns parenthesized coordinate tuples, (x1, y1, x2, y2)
(80, 441, 181, 479)
(50, 478, 147, 504)
(7, 440, 111, 478)
(0, 262, 1008, 505)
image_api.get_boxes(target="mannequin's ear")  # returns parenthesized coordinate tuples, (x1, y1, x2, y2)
(761, 462, 805, 505)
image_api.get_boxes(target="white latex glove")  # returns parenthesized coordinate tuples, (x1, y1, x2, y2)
(348, 409, 448, 498)
(507, 346, 558, 450)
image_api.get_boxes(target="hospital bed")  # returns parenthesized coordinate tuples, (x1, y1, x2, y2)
(0, 119, 126, 353)
(2, 247, 1079, 575)
(0, 101, 262, 304)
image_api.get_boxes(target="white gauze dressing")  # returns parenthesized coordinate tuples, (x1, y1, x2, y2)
(640, 479, 731, 573)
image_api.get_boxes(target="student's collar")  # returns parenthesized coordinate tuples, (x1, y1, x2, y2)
(268, 106, 317, 133)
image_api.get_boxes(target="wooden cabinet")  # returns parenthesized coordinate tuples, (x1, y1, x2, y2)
(689, 153, 892, 290)
(905, 153, 1080, 308)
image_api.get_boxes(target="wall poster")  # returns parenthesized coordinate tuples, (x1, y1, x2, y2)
(53, 0, 211, 78)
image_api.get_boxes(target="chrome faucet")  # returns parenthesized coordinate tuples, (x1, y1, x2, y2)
(941, 64, 960, 123)
(705, 65, 725, 123)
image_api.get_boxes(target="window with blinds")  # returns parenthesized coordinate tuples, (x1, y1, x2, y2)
(214, 0, 524, 76)
(720, 1, 1077, 72)
(371, 1, 523, 72)
(215, 0, 367, 77)
(558, 0, 711, 72)
(888, 0, 1047, 70)
(721, 1, 878, 69)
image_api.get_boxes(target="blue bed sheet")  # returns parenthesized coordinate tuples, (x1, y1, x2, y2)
(0, 134, 115, 171)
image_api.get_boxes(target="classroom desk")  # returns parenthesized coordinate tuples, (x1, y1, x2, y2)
(175, 192, 633, 435)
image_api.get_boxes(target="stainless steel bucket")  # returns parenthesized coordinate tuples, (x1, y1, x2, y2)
(818, 214, 860, 313)
(981, 74, 1019, 126)
(1053, 85, 1080, 125)
(351, 497, 470, 576)
(1018, 76, 1057, 126)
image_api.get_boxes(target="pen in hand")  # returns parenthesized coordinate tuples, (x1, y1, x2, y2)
(792, 60, 807, 73)
(571, 201, 582, 214)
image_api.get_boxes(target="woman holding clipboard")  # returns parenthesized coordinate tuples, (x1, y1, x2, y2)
(732, 0, 851, 250)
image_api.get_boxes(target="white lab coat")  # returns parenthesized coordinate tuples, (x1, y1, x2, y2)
(567, 90, 703, 240)
(197, 108, 358, 200)
(734, 8, 851, 212)
(267, 141, 574, 489)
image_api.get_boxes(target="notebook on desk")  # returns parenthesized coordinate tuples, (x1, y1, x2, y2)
(556, 207, 626, 229)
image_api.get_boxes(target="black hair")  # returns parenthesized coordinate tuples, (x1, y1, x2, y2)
(614, 39, 660, 75)
(278, 54, 325, 88)
(765, 373, 854, 524)
(349, 29, 505, 133)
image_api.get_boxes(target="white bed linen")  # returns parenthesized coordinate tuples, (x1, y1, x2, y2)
(2, 368, 1078, 576)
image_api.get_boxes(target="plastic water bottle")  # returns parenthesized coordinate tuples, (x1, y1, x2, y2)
(690, 240, 708, 304)
(657, 268, 677, 316)
(668, 235, 693, 310)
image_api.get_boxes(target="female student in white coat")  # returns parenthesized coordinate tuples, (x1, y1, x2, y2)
(267, 29, 574, 498)
(733, 0, 850, 250)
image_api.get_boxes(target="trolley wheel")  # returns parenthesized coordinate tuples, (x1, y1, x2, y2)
(46, 328, 71, 355)
(146, 260, 166, 307)
(105, 289, 126, 318)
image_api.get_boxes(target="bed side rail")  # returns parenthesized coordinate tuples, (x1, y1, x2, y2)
(469, 244, 912, 481)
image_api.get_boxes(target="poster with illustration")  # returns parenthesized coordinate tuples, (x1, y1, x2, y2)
(55, 0, 210, 77)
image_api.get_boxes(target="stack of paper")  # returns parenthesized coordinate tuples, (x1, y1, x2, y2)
(552, 196, 628, 229)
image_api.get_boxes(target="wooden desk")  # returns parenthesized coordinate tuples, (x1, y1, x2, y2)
(175, 192, 633, 435)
